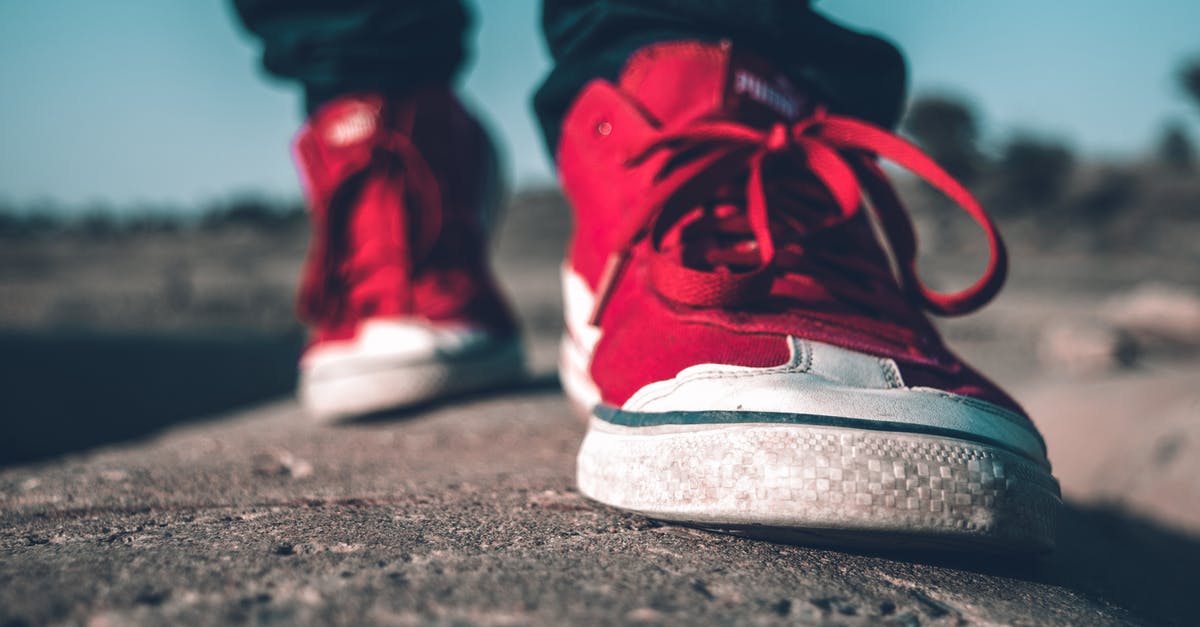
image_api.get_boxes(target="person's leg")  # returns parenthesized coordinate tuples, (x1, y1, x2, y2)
(232, 0, 471, 112)
(545, 3, 1060, 551)
(232, 0, 525, 421)
(534, 0, 906, 150)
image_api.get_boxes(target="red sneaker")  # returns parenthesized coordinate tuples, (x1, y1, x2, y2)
(293, 90, 524, 421)
(557, 42, 1059, 551)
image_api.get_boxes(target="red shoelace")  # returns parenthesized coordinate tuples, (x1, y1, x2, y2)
(588, 107, 1007, 326)
(298, 128, 443, 323)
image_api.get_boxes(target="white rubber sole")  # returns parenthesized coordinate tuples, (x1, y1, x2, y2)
(300, 336, 526, 422)
(576, 414, 1060, 552)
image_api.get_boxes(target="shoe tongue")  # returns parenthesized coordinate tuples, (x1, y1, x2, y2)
(617, 41, 814, 129)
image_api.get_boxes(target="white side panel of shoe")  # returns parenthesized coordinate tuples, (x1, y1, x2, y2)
(559, 266, 602, 416)
(300, 318, 525, 422)
(622, 336, 1047, 462)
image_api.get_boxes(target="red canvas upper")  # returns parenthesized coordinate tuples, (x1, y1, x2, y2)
(557, 41, 1023, 414)
(293, 89, 517, 345)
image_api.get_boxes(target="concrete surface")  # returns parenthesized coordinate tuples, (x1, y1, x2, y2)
(3, 375, 1200, 626)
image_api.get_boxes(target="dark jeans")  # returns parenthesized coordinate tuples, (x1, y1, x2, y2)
(233, 0, 907, 153)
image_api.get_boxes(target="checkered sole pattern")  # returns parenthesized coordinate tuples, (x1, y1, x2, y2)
(577, 416, 1060, 553)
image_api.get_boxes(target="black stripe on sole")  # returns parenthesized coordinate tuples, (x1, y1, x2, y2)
(592, 404, 1047, 467)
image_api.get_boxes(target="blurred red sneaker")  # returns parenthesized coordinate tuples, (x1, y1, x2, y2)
(557, 41, 1059, 551)
(293, 90, 524, 421)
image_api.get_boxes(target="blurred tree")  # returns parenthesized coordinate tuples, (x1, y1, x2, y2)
(127, 213, 183, 235)
(201, 195, 304, 231)
(1157, 120, 1195, 171)
(996, 134, 1076, 207)
(1180, 57, 1200, 115)
(902, 94, 984, 184)
(0, 210, 19, 238)
(80, 212, 119, 239)
(1070, 168, 1138, 223)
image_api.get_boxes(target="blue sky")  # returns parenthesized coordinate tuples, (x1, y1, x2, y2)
(1, 0, 1197, 213)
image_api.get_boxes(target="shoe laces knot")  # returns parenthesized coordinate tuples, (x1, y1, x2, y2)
(587, 107, 1007, 325)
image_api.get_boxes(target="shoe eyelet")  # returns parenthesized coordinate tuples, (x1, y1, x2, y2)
(595, 120, 613, 137)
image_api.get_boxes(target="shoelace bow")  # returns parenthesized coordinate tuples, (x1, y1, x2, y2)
(298, 129, 443, 323)
(587, 107, 1007, 326)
